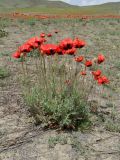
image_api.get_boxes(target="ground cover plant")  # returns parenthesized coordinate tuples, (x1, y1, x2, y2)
(12, 31, 109, 129)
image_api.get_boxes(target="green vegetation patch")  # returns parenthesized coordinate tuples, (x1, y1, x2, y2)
(0, 67, 10, 79)
(0, 29, 8, 38)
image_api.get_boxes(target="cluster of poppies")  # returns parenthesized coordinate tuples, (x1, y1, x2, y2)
(40, 37, 85, 56)
(12, 32, 109, 85)
(12, 31, 58, 58)
(12, 33, 86, 58)
(92, 70, 109, 85)
(74, 54, 109, 85)
(12, 36, 45, 58)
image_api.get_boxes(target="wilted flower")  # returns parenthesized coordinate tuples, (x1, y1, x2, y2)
(55, 30, 58, 34)
(65, 80, 71, 85)
(80, 71, 87, 75)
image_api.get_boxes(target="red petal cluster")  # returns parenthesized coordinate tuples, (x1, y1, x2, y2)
(65, 48, 76, 55)
(27, 37, 46, 48)
(58, 38, 85, 55)
(97, 76, 109, 85)
(74, 56, 84, 62)
(56, 46, 64, 55)
(85, 60, 92, 67)
(12, 51, 21, 58)
(59, 38, 73, 50)
(73, 38, 86, 48)
(40, 33, 45, 38)
(40, 44, 58, 56)
(92, 70, 109, 85)
(97, 54, 105, 64)
(47, 33, 52, 37)
(12, 33, 109, 86)
(19, 43, 32, 53)
(12, 36, 46, 59)
(92, 70, 101, 80)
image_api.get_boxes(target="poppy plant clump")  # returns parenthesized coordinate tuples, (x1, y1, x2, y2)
(12, 32, 109, 129)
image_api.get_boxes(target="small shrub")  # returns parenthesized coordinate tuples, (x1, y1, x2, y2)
(0, 29, 8, 38)
(48, 135, 67, 148)
(105, 120, 120, 133)
(0, 18, 11, 28)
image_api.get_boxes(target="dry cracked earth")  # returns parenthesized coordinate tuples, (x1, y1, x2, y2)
(0, 18, 120, 160)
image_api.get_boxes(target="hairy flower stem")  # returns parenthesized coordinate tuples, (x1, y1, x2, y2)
(42, 55, 48, 94)
(25, 60, 28, 76)
(21, 61, 26, 79)
(51, 55, 57, 96)
(36, 56, 42, 84)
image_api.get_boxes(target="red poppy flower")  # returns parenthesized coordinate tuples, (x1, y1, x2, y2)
(97, 76, 109, 85)
(74, 56, 84, 62)
(12, 51, 21, 58)
(80, 71, 86, 75)
(40, 33, 45, 38)
(27, 37, 45, 48)
(40, 44, 58, 56)
(85, 60, 92, 67)
(65, 48, 76, 55)
(47, 33, 52, 37)
(56, 46, 64, 55)
(102, 76, 109, 83)
(59, 38, 73, 50)
(34, 37, 46, 45)
(97, 54, 105, 64)
(19, 44, 32, 53)
(73, 38, 86, 48)
(92, 70, 101, 77)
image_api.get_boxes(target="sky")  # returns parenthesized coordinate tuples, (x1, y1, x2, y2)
(50, 0, 120, 6)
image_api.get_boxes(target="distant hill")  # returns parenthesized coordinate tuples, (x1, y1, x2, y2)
(0, 0, 119, 15)
(79, 2, 120, 15)
(101, 2, 120, 6)
(0, 0, 71, 8)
